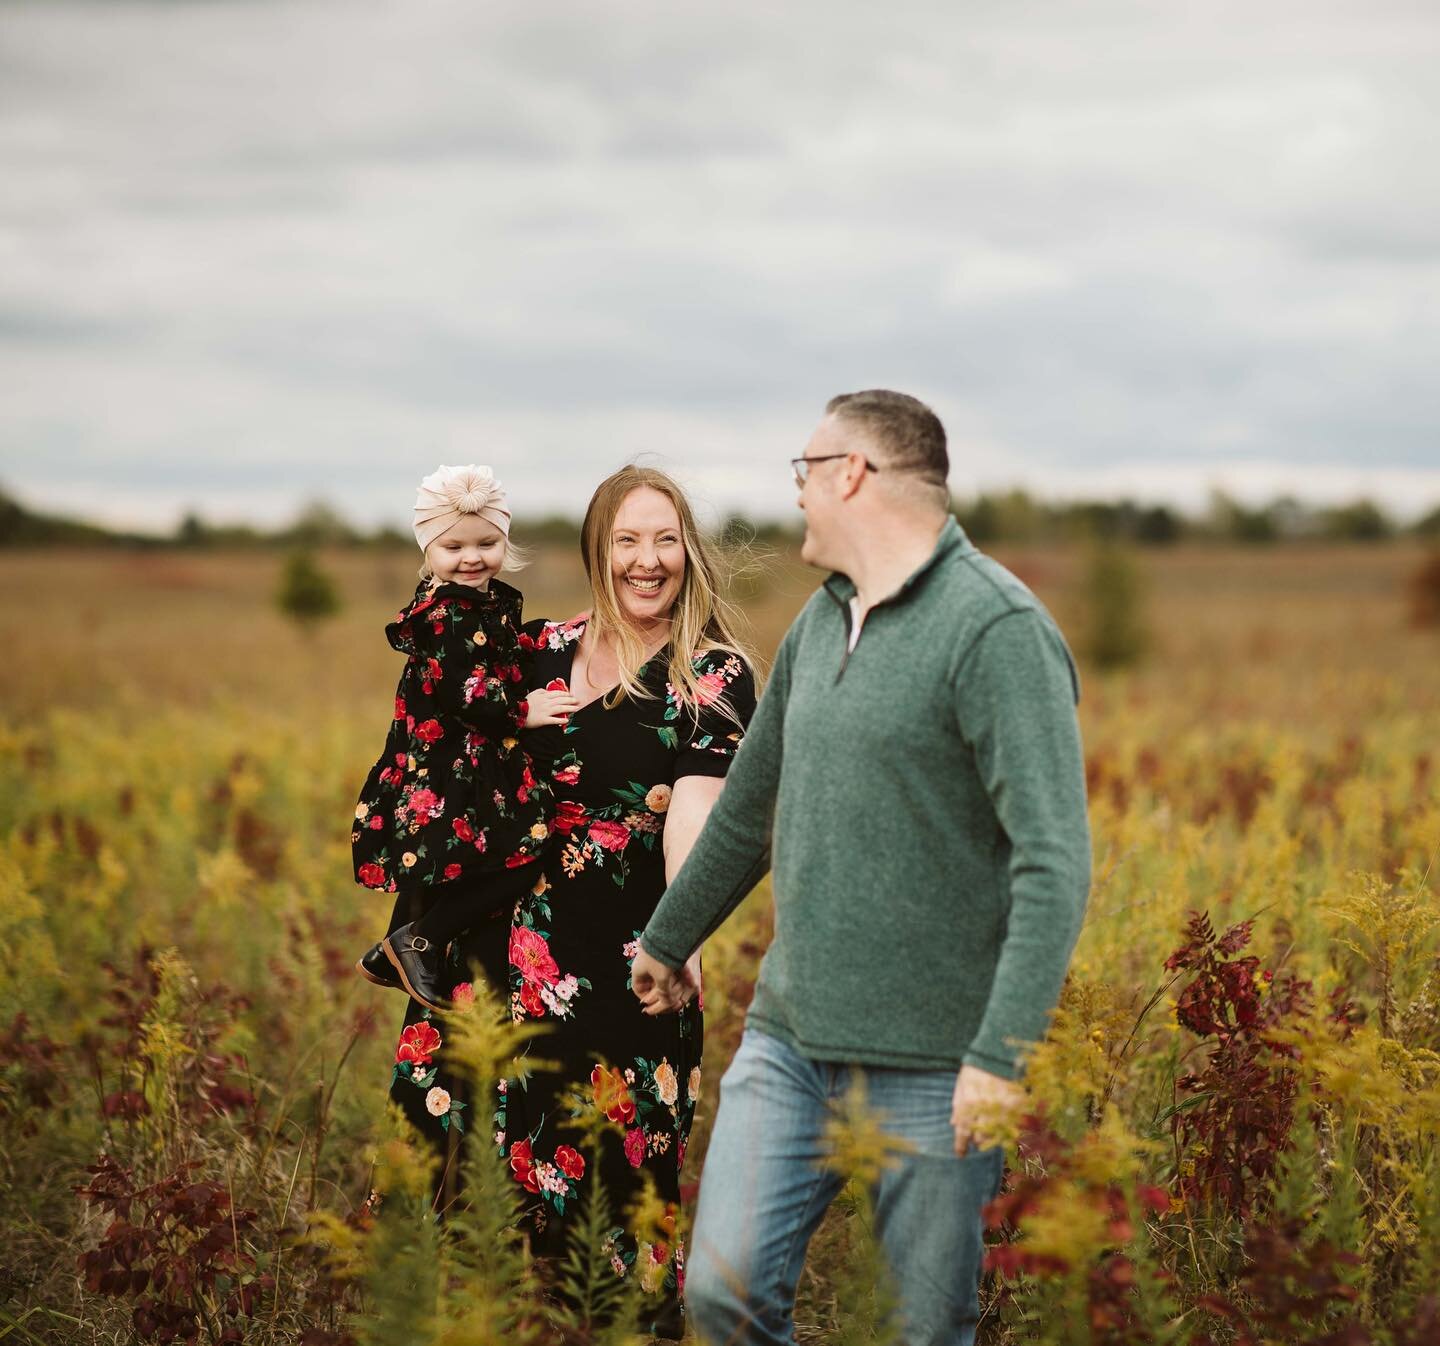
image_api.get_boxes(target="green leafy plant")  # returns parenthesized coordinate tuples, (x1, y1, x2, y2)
(276, 550, 341, 633)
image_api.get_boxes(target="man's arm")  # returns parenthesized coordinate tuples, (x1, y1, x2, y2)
(637, 630, 794, 972)
(955, 609, 1092, 1081)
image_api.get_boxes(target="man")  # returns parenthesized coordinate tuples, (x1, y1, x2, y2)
(630, 390, 1091, 1346)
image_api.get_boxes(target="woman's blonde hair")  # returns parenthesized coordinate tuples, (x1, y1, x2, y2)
(580, 465, 760, 725)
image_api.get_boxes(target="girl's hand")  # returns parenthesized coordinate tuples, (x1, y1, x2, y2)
(523, 686, 581, 728)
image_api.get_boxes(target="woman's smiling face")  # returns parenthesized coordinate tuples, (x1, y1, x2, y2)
(609, 486, 686, 627)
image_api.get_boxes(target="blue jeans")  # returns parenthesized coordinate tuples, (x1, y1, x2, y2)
(686, 1028, 1004, 1346)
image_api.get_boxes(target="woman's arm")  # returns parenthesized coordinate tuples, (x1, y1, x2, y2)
(662, 774, 726, 999)
(663, 775, 725, 882)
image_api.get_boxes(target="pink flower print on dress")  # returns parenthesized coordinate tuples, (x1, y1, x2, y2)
(586, 819, 632, 852)
(403, 787, 445, 825)
(509, 925, 560, 986)
(694, 670, 727, 706)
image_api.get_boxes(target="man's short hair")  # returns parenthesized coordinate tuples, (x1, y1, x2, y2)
(825, 390, 949, 488)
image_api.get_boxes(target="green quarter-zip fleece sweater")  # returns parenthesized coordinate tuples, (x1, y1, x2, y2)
(640, 518, 1091, 1079)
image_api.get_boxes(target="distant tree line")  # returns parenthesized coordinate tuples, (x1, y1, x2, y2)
(0, 493, 581, 551)
(166, 503, 591, 550)
(2, 485, 1439, 550)
(950, 489, 1440, 546)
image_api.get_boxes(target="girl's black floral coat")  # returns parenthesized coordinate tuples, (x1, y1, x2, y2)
(351, 579, 551, 896)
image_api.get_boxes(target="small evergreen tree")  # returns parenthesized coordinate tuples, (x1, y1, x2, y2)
(175, 512, 209, 547)
(1082, 542, 1149, 670)
(276, 549, 340, 633)
(1208, 489, 1278, 544)
(1407, 548, 1440, 628)
(1321, 497, 1394, 542)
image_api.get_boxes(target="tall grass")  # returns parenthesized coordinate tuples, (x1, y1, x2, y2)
(1, 541, 1436, 1342)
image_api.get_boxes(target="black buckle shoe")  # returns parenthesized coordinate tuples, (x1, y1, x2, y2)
(355, 941, 402, 990)
(381, 923, 452, 1012)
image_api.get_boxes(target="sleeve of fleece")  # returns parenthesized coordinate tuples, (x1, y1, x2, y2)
(638, 630, 793, 970)
(955, 609, 1091, 1080)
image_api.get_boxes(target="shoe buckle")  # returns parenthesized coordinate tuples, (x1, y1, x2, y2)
(405, 934, 432, 953)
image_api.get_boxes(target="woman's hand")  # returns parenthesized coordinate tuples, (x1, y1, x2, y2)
(523, 686, 581, 728)
(632, 947, 700, 1014)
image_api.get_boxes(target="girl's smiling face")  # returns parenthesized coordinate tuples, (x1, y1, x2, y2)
(425, 514, 508, 588)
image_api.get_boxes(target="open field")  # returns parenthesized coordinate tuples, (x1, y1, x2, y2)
(2, 540, 1438, 1343)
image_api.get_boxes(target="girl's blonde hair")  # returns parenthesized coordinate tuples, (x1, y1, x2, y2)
(580, 466, 761, 725)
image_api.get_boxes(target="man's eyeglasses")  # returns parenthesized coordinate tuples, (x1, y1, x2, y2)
(790, 454, 879, 489)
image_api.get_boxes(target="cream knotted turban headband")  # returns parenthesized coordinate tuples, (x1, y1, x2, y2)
(412, 464, 512, 550)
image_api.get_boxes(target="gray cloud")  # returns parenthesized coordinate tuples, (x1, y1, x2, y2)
(1, 0, 1438, 529)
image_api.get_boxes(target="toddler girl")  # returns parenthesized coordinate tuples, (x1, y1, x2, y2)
(352, 464, 578, 1010)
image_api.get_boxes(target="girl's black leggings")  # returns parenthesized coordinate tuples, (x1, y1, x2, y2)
(389, 859, 541, 950)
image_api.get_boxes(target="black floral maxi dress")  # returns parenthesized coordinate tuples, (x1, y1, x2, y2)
(386, 615, 756, 1319)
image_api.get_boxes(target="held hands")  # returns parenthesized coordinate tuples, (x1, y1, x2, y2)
(950, 1064, 1025, 1157)
(631, 946, 700, 1015)
(523, 685, 581, 729)
(683, 948, 703, 1010)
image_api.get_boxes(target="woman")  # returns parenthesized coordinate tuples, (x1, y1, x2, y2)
(385, 465, 759, 1336)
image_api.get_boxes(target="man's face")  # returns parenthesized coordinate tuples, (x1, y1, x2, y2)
(795, 415, 854, 570)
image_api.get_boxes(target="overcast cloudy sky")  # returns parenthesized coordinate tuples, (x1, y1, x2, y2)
(2, 0, 1438, 530)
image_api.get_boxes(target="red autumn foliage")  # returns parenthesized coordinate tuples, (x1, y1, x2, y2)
(84, 953, 260, 1134)
(75, 1153, 271, 1343)
(1195, 1218, 1368, 1346)
(973, 919, 1412, 1344)
(984, 1114, 1172, 1344)
(1165, 910, 1314, 1217)
(0, 1012, 65, 1125)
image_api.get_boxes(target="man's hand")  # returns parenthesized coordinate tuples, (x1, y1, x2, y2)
(950, 1064, 1025, 1156)
(683, 948, 703, 1011)
(631, 947, 698, 1015)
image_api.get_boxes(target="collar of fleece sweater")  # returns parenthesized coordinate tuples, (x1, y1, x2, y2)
(819, 515, 973, 610)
